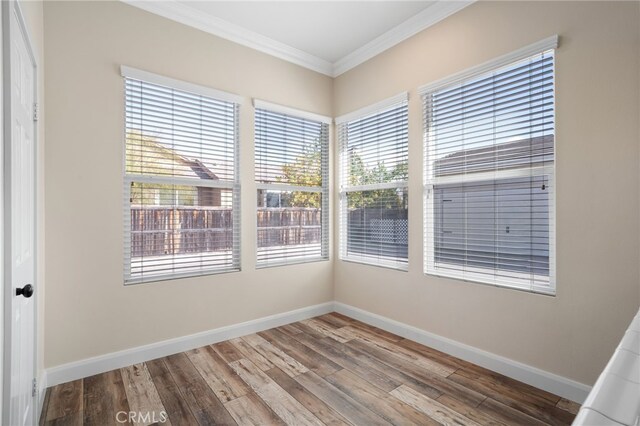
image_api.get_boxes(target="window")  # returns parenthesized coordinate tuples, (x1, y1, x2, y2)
(337, 94, 409, 269)
(122, 66, 241, 284)
(254, 101, 330, 267)
(422, 36, 557, 294)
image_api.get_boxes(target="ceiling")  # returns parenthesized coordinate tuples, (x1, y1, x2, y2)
(183, 1, 435, 63)
(124, 1, 473, 77)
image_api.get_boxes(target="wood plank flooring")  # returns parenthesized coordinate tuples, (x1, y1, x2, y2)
(40, 313, 580, 426)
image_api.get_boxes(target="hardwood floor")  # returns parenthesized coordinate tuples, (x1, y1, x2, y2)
(40, 313, 580, 425)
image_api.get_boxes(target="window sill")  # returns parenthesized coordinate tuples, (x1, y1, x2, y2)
(425, 264, 555, 296)
(340, 255, 408, 272)
(255, 256, 329, 269)
(125, 266, 240, 285)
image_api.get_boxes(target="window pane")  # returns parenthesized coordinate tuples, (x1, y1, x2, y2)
(255, 109, 328, 187)
(127, 184, 236, 282)
(424, 49, 555, 293)
(124, 73, 240, 283)
(339, 98, 409, 270)
(344, 188, 408, 267)
(426, 51, 554, 180)
(254, 107, 329, 267)
(343, 103, 408, 186)
(125, 78, 237, 182)
(432, 176, 550, 283)
(257, 190, 324, 266)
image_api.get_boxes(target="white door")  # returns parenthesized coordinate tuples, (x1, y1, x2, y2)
(4, 2, 37, 425)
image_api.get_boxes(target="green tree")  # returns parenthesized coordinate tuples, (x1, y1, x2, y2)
(277, 138, 324, 208)
(275, 141, 407, 210)
(346, 150, 407, 209)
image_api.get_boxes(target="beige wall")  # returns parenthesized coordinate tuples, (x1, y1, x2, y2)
(43, 1, 333, 368)
(42, 0, 640, 387)
(19, 0, 46, 392)
(333, 0, 640, 385)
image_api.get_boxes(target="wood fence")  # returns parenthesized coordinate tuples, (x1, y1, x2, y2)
(130, 206, 321, 257)
(256, 207, 321, 248)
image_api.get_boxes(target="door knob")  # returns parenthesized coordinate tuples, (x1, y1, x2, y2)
(16, 284, 34, 298)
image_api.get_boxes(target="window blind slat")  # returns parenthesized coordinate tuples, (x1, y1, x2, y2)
(431, 60, 553, 110)
(423, 50, 555, 295)
(124, 73, 240, 284)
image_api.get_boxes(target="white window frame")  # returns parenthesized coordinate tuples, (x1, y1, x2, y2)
(121, 66, 243, 284)
(253, 99, 331, 268)
(420, 36, 558, 295)
(337, 92, 409, 271)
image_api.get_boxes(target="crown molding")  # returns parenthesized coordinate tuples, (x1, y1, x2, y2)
(333, 0, 475, 77)
(121, 0, 474, 78)
(122, 0, 334, 76)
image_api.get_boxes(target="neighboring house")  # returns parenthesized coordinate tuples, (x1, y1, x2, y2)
(432, 136, 554, 274)
(128, 136, 223, 207)
(433, 135, 554, 176)
(181, 157, 222, 207)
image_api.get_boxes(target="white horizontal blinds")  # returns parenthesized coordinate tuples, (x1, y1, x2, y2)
(423, 48, 555, 294)
(123, 71, 240, 284)
(338, 97, 409, 269)
(254, 105, 329, 267)
(125, 78, 237, 181)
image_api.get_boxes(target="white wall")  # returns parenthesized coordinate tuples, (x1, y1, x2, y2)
(333, 0, 640, 386)
(43, 1, 334, 369)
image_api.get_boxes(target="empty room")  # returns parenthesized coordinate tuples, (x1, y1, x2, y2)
(0, 0, 639, 424)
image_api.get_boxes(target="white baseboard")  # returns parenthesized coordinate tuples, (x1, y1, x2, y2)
(334, 302, 591, 403)
(46, 302, 334, 387)
(44, 300, 591, 404)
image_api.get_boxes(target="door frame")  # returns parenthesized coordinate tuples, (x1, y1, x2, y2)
(1, 0, 39, 423)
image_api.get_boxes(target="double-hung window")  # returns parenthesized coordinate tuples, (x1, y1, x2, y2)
(122, 67, 241, 284)
(422, 37, 557, 294)
(337, 94, 409, 270)
(254, 101, 330, 267)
